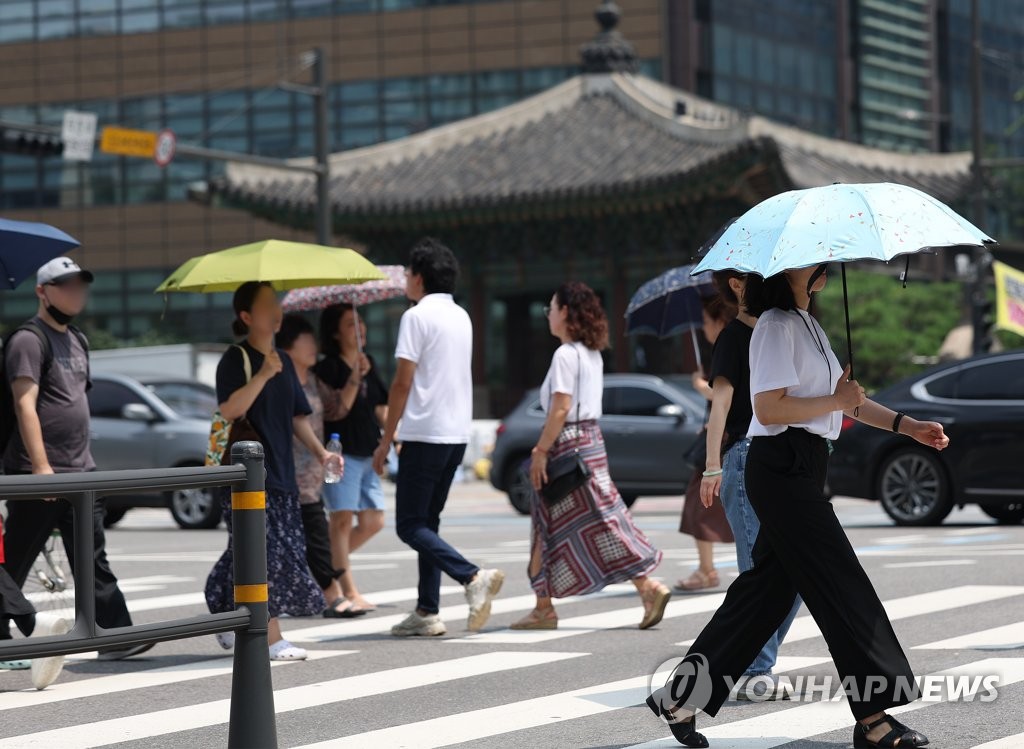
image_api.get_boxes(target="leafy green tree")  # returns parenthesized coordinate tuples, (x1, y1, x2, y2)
(813, 269, 963, 393)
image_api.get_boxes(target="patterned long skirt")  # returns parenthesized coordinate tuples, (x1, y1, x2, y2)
(528, 420, 662, 599)
(205, 487, 326, 618)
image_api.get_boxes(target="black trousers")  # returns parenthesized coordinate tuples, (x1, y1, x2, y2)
(680, 428, 919, 720)
(299, 500, 342, 592)
(1, 494, 133, 631)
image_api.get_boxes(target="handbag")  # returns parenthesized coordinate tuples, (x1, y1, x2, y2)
(205, 345, 261, 466)
(539, 345, 592, 505)
(681, 429, 708, 471)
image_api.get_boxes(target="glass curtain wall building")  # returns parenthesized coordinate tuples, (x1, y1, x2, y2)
(0, 0, 665, 346)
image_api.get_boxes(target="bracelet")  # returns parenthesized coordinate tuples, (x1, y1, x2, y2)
(702, 469, 723, 477)
(892, 411, 906, 434)
(532, 445, 549, 455)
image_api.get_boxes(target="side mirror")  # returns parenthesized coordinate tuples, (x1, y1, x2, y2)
(657, 404, 686, 424)
(122, 403, 158, 423)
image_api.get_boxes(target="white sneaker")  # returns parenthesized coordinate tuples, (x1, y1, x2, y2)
(390, 611, 447, 637)
(215, 632, 235, 651)
(30, 614, 69, 690)
(268, 639, 307, 661)
(732, 674, 795, 701)
(464, 569, 505, 631)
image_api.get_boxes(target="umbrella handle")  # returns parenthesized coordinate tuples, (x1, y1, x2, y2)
(841, 263, 859, 417)
(355, 303, 364, 353)
(690, 326, 703, 373)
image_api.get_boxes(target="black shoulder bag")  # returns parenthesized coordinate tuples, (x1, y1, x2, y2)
(539, 344, 593, 505)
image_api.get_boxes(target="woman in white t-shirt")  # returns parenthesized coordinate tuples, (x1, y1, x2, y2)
(515, 282, 670, 631)
(646, 265, 948, 749)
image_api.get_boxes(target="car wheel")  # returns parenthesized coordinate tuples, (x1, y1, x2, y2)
(877, 448, 953, 526)
(620, 494, 638, 508)
(504, 458, 533, 516)
(102, 507, 128, 528)
(980, 502, 1024, 525)
(169, 485, 223, 529)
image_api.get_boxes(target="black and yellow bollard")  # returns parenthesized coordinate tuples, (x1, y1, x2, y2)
(228, 441, 278, 749)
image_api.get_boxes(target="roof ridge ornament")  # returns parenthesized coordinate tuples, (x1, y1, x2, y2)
(580, 1, 639, 74)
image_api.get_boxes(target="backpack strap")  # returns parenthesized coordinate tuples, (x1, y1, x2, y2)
(4, 320, 54, 382)
(67, 324, 91, 391)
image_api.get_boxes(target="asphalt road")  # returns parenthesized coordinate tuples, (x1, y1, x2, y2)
(1, 483, 1022, 749)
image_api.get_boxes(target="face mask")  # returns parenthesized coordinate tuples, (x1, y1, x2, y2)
(43, 289, 76, 326)
(806, 263, 829, 297)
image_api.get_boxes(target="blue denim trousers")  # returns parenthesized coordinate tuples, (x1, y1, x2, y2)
(719, 438, 802, 675)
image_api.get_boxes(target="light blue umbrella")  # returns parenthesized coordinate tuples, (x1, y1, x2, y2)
(626, 265, 715, 369)
(691, 182, 994, 382)
(691, 183, 992, 277)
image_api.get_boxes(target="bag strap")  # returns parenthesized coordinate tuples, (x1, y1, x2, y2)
(572, 344, 583, 451)
(236, 344, 252, 383)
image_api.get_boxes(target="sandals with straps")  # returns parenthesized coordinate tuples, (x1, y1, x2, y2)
(853, 713, 929, 748)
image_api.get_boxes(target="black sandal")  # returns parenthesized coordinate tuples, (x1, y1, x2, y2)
(645, 694, 709, 748)
(853, 714, 929, 748)
(323, 597, 367, 619)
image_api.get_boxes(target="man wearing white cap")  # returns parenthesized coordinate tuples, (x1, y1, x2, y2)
(1, 257, 149, 662)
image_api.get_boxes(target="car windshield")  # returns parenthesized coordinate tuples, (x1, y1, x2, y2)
(145, 381, 218, 420)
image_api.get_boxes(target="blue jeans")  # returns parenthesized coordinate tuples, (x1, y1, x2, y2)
(720, 438, 802, 676)
(395, 442, 479, 615)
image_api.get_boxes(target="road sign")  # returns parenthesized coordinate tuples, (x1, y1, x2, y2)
(62, 110, 97, 162)
(100, 126, 157, 158)
(154, 129, 176, 167)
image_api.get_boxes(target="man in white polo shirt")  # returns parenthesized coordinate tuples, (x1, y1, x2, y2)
(373, 238, 504, 637)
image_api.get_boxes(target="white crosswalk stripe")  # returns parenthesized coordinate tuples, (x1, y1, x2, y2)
(0, 652, 586, 748)
(3, 577, 1024, 749)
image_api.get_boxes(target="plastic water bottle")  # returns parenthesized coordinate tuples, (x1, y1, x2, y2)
(324, 433, 343, 484)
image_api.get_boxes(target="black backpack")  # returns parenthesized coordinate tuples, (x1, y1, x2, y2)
(0, 319, 91, 457)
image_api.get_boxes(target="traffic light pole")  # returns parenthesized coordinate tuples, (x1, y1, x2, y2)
(0, 48, 332, 243)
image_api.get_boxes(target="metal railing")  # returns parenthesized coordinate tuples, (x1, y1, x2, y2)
(0, 441, 277, 748)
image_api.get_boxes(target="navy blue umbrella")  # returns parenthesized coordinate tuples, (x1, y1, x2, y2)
(625, 264, 715, 368)
(0, 218, 80, 290)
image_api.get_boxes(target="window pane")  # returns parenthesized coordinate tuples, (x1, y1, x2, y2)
(88, 381, 144, 419)
(924, 371, 958, 399)
(956, 359, 1024, 400)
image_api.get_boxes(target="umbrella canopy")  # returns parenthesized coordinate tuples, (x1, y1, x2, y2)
(0, 218, 80, 290)
(690, 182, 995, 388)
(281, 265, 406, 312)
(155, 240, 386, 294)
(691, 183, 992, 277)
(626, 265, 714, 338)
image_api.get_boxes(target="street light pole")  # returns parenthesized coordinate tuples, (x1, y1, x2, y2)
(968, 0, 990, 355)
(312, 48, 332, 246)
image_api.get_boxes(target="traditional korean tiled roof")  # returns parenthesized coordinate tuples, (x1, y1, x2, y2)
(205, 71, 973, 232)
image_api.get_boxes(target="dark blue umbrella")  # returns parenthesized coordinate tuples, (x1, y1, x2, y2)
(0, 218, 80, 290)
(625, 264, 715, 368)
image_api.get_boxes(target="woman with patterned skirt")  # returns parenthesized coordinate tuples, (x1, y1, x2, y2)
(515, 282, 670, 631)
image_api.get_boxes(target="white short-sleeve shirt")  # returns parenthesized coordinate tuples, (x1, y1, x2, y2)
(539, 341, 604, 420)
(747, 308, 844, 440)
(394, 293, 473, 444)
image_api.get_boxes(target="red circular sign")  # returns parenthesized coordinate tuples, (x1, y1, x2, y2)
(154, 129, 176, 167)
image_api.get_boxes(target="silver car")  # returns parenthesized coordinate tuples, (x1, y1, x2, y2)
(89, 373, 220, 529)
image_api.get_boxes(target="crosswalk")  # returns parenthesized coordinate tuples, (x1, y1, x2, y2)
(2, 571, 1024, 749)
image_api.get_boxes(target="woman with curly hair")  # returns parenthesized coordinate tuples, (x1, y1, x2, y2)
(515, 282, 670, 631)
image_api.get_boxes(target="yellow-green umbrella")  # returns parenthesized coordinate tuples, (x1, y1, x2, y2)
(155, 240, 386, 293)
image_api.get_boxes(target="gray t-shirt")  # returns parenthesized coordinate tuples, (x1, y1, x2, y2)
(3, 319, 95, 473)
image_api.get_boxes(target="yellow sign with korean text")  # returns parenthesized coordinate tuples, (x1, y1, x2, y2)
(100, 126, 157, 158)
(993, 260, 1024, 338)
